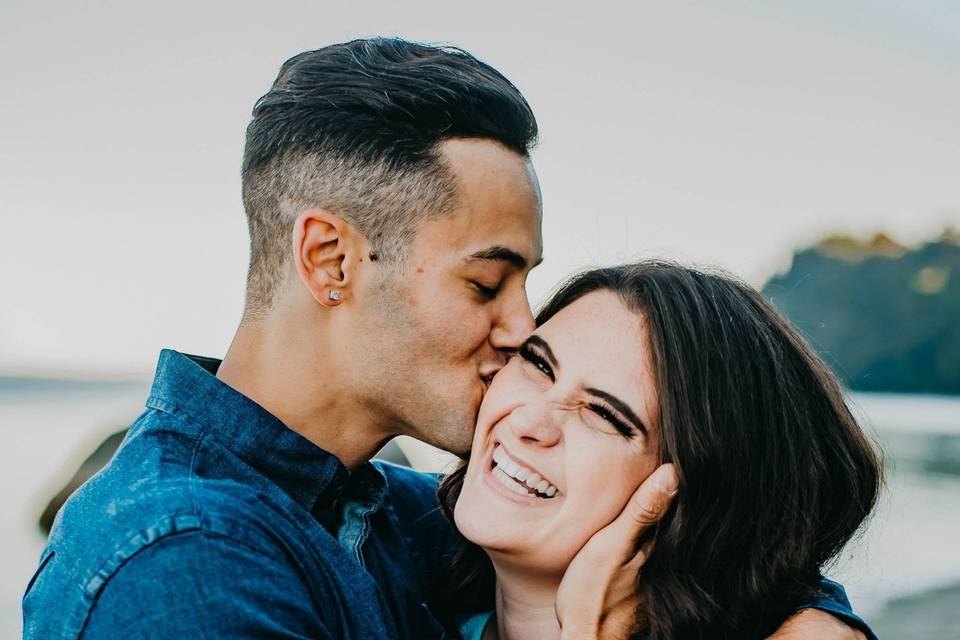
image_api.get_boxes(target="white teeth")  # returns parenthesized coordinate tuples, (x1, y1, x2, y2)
(494, 467, 527, 495)
(495, 470, 514, 490)
(490, 445, 560, 499)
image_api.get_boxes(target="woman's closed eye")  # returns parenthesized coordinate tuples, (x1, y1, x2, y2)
(587, 402, 635, 439)
(519, 341, 554, 380)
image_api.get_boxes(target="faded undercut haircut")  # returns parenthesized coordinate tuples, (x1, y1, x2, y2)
(240, 37, 538, 314)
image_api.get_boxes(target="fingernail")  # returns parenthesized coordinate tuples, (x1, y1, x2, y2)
(654, 464, 679, 496)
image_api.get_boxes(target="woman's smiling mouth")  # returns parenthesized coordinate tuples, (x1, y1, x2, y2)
(488, 444, 560, 499)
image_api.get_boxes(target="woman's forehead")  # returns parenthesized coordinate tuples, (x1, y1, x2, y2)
(535, 291, 658, 423)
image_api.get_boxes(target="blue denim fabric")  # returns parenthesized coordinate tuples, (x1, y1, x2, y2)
(23, 350, 454, 639)
(801, 578, 877, 640)
(22, 349, 874, 639)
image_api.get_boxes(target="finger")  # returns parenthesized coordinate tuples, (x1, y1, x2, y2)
(622, 537, 656, 575)
(571, 464, 678, 571)
(610, 463, 678, 546)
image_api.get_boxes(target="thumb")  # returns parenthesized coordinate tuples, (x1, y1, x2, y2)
(610, 463, 678, 549)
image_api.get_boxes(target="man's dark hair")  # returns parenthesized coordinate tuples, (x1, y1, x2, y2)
(435, 261, 882, 639)
(240, 37, 538, 314)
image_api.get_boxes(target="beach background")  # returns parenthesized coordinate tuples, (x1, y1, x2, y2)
(3, 0, 958, 637)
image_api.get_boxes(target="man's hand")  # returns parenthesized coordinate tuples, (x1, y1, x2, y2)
(555, 464, 678, 640)
(766, 608, 867, 639)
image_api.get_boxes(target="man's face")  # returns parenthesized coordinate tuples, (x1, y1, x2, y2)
(353, 138, 543, 455)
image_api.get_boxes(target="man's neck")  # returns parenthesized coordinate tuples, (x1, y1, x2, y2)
(216, 316, 395, 469)
(489, 562, 562, 640)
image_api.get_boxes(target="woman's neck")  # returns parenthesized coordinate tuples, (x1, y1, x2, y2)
(487, 562, 562, 640)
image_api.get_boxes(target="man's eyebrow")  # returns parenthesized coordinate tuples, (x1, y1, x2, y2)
(524, 335, 559, 370)
(584, 387, 649, 436)
(467, 246, 543, 270)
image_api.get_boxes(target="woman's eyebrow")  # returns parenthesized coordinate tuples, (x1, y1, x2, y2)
(584, 387, 648, 436)
(524, 335, 559, 369)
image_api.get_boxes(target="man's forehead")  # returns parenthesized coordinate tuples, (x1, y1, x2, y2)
(421, 138, 544, 266)
(435, 198, 543, 269)
(440, 139, 540, 207)
(411, 206, 541, 266)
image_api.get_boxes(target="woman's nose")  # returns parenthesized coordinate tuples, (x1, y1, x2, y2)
(508, 402, 562, 447)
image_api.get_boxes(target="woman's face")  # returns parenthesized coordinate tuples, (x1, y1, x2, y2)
(454, 290, 661, 575)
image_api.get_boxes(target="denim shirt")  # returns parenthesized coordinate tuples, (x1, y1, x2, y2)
(23, 350, 455, 639)
(23, 349, 874, 639)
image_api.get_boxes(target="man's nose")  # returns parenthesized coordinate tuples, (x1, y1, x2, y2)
(508, 401, 562, 447)
(489, 289, 535, 351)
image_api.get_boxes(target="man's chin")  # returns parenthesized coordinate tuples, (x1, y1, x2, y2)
(432, 430, 474, 459)
(427, 392, 481, 457)
(446, 442, 473, 460)
(421, 415, 476, 459)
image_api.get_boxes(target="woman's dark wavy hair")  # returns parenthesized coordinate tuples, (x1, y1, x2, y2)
(434, 261, 882, 639)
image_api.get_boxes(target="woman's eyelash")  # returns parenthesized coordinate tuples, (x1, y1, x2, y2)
(519, 343, 554, 379)
(588, 402, 634, 439)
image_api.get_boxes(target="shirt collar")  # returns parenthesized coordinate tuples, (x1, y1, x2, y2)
(145, 349, 386, 514)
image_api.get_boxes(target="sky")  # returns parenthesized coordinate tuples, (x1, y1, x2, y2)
(1, 0, 958, 375)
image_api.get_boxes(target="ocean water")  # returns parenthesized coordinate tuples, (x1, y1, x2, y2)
(3, 380, 958, 637)
(829, 393, 960, 629)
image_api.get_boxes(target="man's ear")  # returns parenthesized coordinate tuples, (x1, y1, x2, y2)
(292, 209, 364, 306)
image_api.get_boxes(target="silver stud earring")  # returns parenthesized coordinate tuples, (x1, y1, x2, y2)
(328, 289, 341, 301)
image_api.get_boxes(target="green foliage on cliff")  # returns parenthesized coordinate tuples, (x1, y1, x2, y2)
(762, 229, 960, 395)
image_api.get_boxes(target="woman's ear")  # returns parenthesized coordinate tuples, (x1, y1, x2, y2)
(291, 209, 363, 306)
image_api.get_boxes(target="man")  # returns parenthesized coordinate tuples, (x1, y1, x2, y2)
(23, 38, 872, 639)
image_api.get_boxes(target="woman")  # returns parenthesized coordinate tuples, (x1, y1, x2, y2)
(436, 261, 882, 639)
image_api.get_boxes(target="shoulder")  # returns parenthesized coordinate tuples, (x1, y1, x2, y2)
(31, 435, 318, 613)
(26, 479, 329, 639)
(79, 529, 332, 639)
(52, 404, 321, 555)
(51, 468, 311, 582)
(798, 578, 877, 640)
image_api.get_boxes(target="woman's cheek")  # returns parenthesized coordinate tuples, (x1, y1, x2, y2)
(570, 439, 646, 532)
(474, 371, 513, 440)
